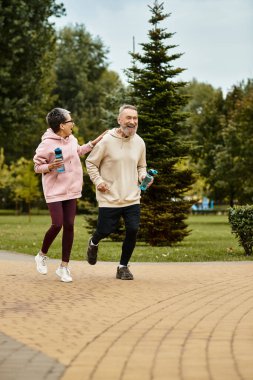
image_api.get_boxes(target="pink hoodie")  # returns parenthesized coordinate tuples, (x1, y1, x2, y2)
(33, 128, 92, 203)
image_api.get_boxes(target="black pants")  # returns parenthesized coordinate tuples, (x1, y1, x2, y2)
(92, 204, 140, 266)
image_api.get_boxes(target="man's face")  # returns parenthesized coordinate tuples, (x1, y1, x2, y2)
(117, 109, 138, 137)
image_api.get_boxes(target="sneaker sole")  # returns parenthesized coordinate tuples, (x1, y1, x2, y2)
(116, 275, 134, 280)
(87, 258, 97, 265)
(60, 277, 72, 283)
(55, 270, 72, 283)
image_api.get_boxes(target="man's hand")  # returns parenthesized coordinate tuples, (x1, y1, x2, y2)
(141, 174, 154, 188)
(97, 182, 110, 192)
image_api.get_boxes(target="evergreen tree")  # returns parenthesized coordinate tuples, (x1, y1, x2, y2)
(126, 1, 195, 245)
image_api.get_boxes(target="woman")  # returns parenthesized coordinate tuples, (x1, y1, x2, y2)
(33, 107, 106, 283)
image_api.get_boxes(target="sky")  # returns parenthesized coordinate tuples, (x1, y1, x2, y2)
(52, 0, 253, 95)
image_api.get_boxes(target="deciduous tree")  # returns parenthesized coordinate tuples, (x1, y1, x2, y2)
(54, 25, 124, 142)
(9, 157, 41, 218)
(0, 0, 65, 163)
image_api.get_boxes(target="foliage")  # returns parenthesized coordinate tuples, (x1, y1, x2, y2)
(54, 25, 124, 142)
(214, 80, 253, 205)
(0, 148, 13, 209)
(182, 79, 253, 206)
(9, 157, 41, 217)
(0, 148, 10, 189)
(99, 71, 129, 130)
(125, 1, 195, 246)
(228, 205, 253, 256)
(182, 81, 224, 187)
(0, 0, 65, 163)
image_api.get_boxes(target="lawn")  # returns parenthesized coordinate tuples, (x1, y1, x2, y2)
(0, 214, 250, 262)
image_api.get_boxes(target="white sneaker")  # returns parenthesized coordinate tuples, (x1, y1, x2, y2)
(56, 266, 72, 283)
(35, 252, 48, 275)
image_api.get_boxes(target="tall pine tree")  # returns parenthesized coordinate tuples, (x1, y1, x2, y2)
(127, 1, 195, 246)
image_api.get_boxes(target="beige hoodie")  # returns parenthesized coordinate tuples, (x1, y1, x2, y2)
(85, 128, 147, 207)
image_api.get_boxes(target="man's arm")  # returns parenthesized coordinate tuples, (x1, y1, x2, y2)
(85, 143, 106, 188)
(137, 143, 147, 182)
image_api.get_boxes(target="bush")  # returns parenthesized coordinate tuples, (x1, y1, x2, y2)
(228, 205, 253, 255)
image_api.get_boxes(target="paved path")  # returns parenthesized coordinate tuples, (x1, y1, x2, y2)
(0, 250, 253, 380)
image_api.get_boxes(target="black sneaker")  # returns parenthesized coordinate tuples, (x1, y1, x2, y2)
(86, 238, 98, 265)
(116, 266, 134, 280)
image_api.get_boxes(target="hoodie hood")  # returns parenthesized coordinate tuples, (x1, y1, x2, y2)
(109, 127, 136, 141)
(41, 128, 72, 143)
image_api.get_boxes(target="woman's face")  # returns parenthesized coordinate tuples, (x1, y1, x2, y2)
(60, 116, 75, 137)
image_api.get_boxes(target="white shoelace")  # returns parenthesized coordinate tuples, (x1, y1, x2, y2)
(61, 266, 71, 274)
(41, 256, 47, 266)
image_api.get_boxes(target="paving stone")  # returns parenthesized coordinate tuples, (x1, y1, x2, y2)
(0, 332, 65, 380)
(1, 250, 253, 380)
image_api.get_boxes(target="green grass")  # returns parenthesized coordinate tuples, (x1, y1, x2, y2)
(0, 214, 251, 262)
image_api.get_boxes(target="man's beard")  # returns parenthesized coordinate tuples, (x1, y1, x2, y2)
(121, 125, 137, 136)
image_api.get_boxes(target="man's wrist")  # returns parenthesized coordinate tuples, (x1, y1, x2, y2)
(88, 141, 94, 148)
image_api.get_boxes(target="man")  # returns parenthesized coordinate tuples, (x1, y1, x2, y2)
(85, 104, 153, 280)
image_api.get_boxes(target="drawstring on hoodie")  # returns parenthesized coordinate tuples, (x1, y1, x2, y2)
(113, 128, 131, 149)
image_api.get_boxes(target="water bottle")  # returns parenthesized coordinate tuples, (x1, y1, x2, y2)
(139, 169, 158, 191)
(54, 147, 65, 173)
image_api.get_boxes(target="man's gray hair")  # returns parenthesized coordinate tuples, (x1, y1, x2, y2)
(118, 104, 137, 115)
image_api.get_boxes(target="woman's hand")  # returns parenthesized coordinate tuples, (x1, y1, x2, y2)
(48, 158, 64, 171)
(91, 130, 109, 147)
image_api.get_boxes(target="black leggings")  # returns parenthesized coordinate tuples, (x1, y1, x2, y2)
(41, 199, 77, 262)
(92, 204, 140, 266)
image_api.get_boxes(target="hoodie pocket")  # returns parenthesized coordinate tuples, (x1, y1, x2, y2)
(44, 172, 67, 198)
(97, 180, 120, 202)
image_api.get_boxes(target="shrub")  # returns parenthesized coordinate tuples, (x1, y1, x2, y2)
(228, 205, 253, 255)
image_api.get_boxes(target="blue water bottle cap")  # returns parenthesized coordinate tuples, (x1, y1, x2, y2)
(54, 147, 62, 154)
(148, 169, 158, 176)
